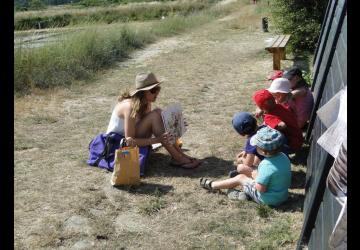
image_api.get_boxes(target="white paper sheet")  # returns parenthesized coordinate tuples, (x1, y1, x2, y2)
(316, 87, 347, 158)
(161, 103, 187, 144)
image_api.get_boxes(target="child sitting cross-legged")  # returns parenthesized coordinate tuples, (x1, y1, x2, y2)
(200, 126, 291, 207)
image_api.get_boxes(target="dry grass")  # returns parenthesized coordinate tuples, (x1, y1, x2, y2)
(14, 1, 306, 249)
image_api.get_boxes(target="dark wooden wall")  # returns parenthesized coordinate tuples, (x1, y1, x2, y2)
(297, 0, 347, 249)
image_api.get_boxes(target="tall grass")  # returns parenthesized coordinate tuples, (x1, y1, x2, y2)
(14, 3, 232, 94)
(15, 0, 212, 30)
(15, 27, 153, 92)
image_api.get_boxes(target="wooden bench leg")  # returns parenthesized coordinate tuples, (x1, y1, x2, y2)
(273, 52, 281, 70)
(280, 48, 286, 60)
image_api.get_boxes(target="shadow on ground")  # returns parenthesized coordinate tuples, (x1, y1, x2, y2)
(290, 144, 310, 166)
(113, 182, 174, 196)
(144, 152, 235, 179)
(291, 169, 306, 189)
(276, 192, 305, 212)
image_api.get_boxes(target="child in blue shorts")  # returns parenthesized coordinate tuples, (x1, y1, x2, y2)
(200, 126, 291, 206)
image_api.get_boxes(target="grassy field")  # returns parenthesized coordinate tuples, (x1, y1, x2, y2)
(14, 1, 308, 249)
(14, 1, 233, 94)
(14, 0, 216, 30)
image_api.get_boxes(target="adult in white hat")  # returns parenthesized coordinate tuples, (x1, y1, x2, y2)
(267, 77, 292, 104)
(106, 72, 201, 169)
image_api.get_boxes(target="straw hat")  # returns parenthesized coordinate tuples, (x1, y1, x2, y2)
(129, 72, 162, 96)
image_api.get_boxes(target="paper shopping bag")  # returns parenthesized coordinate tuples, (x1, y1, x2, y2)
(111, 146, 140, 186)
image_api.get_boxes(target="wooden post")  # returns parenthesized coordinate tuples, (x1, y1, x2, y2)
(273, 52, 281, 70)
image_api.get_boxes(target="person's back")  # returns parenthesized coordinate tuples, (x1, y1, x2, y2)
(256, 152, 291, 206)
(283, 67, 314, 128)
(291, 86, 314, 128)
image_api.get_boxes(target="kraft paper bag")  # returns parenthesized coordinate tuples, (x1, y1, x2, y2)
(111, 146, 140, 186)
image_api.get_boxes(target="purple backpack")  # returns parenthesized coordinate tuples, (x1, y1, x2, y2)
(87, 132, 150, 176)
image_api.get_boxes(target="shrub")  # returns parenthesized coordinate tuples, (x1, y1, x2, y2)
(29, 0, 47, 10)
(269, 0, 328, 53)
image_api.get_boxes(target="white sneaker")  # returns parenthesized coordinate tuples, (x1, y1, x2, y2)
(227, 189, 248, 201)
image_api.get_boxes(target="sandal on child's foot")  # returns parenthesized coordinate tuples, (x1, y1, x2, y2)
(199, 178, 214, 191)
(227, 189, 248, 201)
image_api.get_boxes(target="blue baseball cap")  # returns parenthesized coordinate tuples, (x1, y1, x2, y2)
(250, 126, 284, 151)
(232, 112, 257, 135)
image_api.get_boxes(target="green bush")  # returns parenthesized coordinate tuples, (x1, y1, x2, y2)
(269, 0, 328, 53)
(29, 0, 47, 10)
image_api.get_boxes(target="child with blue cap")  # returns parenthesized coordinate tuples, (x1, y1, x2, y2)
(200, 126, 291, 206)
(230, 112, 265, 178)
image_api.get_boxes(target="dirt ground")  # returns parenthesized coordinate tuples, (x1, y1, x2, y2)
(14, 3, 306, 249)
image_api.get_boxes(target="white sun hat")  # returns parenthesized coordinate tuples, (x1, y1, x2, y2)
(267, 77, 291, 93)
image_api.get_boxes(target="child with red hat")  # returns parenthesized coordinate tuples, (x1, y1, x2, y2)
(252, 89, 303, 154)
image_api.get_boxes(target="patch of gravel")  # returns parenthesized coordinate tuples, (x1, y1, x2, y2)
(217, 0, 238, 5)
(115, 212, 150, 234)
(63, 215, 92, 235)
(70, 239, 95, 250)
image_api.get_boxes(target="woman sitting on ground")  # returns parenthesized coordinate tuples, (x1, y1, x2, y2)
(106, 72, 201, 169)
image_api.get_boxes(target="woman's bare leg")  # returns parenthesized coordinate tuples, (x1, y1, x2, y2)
(135, 110, 199, 166)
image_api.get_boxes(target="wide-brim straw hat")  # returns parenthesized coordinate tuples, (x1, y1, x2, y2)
(129, 72, 162, 96)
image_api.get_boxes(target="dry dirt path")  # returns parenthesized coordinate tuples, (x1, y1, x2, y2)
(15, 3, 304, 249)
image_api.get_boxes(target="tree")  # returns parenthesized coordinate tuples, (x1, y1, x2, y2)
(270, 0, 329, 53)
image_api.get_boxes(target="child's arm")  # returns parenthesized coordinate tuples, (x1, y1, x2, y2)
(255, 182, 267, 192)
(291, 87, 307, 98)
(236, 151, 245, 159)
(275, 121, 287, 131)
(254, 107, 264, 118)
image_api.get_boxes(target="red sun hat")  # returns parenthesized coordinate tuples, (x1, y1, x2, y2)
(252, 89, 275, 109)
(268, 70, 284, 80)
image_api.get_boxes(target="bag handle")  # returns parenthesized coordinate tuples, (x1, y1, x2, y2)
(120, 138, 127, 148)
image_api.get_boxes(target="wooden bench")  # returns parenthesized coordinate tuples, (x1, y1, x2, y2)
(265, 34, 291, 70)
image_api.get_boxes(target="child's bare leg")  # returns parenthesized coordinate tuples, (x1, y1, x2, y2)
(211, 175, 245, 190)
(237, 163, 256, 178)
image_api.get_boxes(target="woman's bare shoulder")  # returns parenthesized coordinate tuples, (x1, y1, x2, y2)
(116, 99, 133, 116)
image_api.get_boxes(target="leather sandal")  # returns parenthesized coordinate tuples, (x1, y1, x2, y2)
(199, 178, 214, 191)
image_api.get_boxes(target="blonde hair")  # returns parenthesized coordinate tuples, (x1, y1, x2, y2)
(118, 90, 148, 118)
